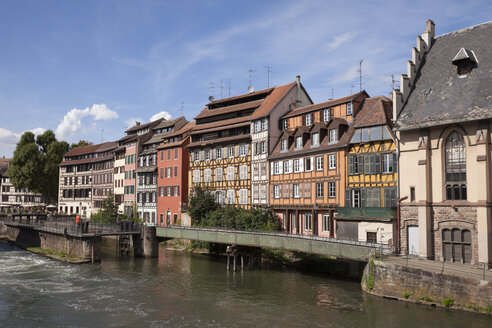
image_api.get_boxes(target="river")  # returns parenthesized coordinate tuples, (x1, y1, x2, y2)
(0, 241, 490, 328)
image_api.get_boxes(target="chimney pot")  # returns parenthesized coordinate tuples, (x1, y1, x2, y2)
(296, 75, 301, 84)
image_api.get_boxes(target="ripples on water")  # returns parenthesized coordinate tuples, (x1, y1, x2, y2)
(0, 241, 491, 328)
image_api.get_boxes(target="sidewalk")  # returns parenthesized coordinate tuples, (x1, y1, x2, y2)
(382, 256, 492, 282)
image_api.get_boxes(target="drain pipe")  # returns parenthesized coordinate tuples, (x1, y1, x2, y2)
(397, 196, 408, 254)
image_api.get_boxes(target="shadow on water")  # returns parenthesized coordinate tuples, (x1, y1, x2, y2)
(0, 240, 22, 252)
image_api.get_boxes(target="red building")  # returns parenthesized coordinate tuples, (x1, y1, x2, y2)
(156, 121, 194, 226)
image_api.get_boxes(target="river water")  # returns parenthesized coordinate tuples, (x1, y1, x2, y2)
(0, 241, 491, 328)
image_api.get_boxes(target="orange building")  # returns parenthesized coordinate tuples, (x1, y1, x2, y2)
(156, 121, 194, 227)
(269, 92, 368, 236)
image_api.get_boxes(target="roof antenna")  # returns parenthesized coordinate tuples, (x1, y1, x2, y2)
(264, 65, 272, 88)
(209, 82, 215, 97)
(228, 79, 231, 97)
(101, 128, 104, 142)
(220, 79, 225, 99)
(180, 101, 184, 116)
(331, 88, 334, 100)
(357, 59, 364, 92)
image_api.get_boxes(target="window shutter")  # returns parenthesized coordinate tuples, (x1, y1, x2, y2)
(364, 155, 370, 174)
(384, 188, 390, 208)
(245, 144, 249, 156)
(279, 161, 283, 174)
(348, 156, 354, 175)
(271, 185, 275, 199)
(270, 162, 274, 173)
(393, 152, 398, 173)
(302, 115, 306, 126)
(288, 160, 293, 173)
(345, 189, 351, 207)
(191, 151, 195, 162)
(311, 157, 315, 170)
(375, 154, 381, 173)
(361, 189, 367, 207)
(357, 155, 364, 173)
(299, 158, 304, 172)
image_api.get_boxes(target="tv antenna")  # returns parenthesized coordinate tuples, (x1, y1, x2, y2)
(357, 59, 364, 92)
(264, 66, 272, 87)
(248, 69, 256, 88)
(101, 128, 104, 142)
(228, 79, 231, 97)
(209, 82, 215, 97)
(331, 88, 334, 99)
(220, 79, 226, 99)
(179, 101, 184, 116)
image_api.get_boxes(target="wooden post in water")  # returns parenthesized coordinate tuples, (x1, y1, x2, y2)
(233, 254, 236, 272)
(91, 246, 94, 263)
(227, 254, 230, 271)
(241, 254, 244, 270)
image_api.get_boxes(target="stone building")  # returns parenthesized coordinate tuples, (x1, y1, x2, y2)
(394, 20, 492, 267)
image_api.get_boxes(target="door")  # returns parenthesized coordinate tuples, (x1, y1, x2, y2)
(408, 226, 419, 255)
(166, 211, 171, 226)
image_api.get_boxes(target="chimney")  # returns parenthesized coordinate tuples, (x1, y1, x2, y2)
(295, 75, 302, 105)
(422, 19, 435, 48)
(135, 121, 140, 126)
(296, 75, 301, 85)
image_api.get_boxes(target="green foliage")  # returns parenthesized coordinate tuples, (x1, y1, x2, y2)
(9, 130, 69, 204)
(443, 298, 454, 308)
(420, 296, 433, 302)
(188, 186, 219, 225)
(90, 192, 118, 223)
(70, 140, 93, 150)
(402, 292, 412, 299)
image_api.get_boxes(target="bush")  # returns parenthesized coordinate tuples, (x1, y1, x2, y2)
(443, 298, 454, 308)
(403, 292, 411, 299)
(420, 296, 433, 302)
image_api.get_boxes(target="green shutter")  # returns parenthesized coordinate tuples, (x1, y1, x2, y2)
(345, 189, 351, 207)
(361, 188, 367, 207)
(348, 156, 354, 175)
(375, 154, 381, 173)
(393, 152, 398, 173)
(357, 155, 364, 173)
(364, 155, 370, 174)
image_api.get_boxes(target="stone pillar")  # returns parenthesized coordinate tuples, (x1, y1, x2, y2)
(142, 226, 158, 258)
(418, 205, 433, 259)
(477, 207, 492, 267)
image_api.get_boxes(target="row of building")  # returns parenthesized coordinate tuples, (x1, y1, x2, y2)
(23, 20, 492, 267)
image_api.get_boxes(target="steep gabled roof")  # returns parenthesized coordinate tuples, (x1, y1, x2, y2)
(396, 21, 492, 130)
(125, 118, 163, 133)
(354, 96, 392, 128)
(251, 82, 296, 119)
(63, 142, 110, 157)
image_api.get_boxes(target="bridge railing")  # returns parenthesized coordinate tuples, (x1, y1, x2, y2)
(159, 225, 394, 254)
(0, 215, 141, 237)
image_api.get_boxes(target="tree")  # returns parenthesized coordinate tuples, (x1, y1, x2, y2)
(91, 192, 118, 223)
(188, 186, 219, 226)
(9, 130, 69, 205)
(70, 140, 92, 150)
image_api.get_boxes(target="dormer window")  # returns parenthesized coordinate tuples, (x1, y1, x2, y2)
(323, 109, 330, 122)
(347, 103, 353, 115)
(281, 139, 288, 152)
(329, 129, 338, 143)
(295, 136, 303, 149)
(312, 133, 320, 146)
(282, 119, 288, 130)
(305, 113, 312, 126)
(452, 47, 477, 77)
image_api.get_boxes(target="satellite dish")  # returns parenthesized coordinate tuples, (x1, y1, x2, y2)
(247, 86, 254, 93)
(208, 96, 215, 102)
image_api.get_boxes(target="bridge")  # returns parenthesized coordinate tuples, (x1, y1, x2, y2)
(156, 226, 392, 261)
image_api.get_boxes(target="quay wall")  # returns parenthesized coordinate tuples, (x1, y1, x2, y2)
(362, 260, 492, 313)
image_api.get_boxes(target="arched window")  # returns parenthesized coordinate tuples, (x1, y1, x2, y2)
(445, 131, 466, 200)
(442, 228, 472, 263)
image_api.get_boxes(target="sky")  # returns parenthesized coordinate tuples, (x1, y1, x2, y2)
(0, 0, 491, 157)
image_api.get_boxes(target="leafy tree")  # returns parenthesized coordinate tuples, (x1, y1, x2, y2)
(188, 186, 218, 226)
(90, 192, 118, 223)
(9, 130, 69, 205)
(70, 140, 92, 150)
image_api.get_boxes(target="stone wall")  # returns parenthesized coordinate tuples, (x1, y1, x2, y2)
(362, 260, 492, 312)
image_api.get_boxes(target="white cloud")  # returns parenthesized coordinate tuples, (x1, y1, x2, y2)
(149, 111, 172, 122)
(0, 128, 20, 145)
(56, 103, 118, 139)
(322, 32, 358, 53)
(0, 127, 47, 157)
(125, 117, 143, 129)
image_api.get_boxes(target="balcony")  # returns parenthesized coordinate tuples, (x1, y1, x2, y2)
(336, 207, 396, 222)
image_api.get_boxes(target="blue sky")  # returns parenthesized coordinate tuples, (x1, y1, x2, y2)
(0, 0, 491, 157)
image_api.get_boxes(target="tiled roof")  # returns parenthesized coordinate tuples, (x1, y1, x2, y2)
(162, 121, 196, 139)
(60, 154, 114, 167)
(191, 121, 250, 135)
(207, 87, 273, 107)
(353, 96, 392, 128)
(118, 134, 137, 143)
(396, 21, 492, 130)
(157, 139, 187, 150)
(191, 116, 251, 133)
(63, 142, 111, 157)
(283, 91, 368, 118)
(251, 82, 296, 119)
(187, 134, 250, 149)
(195, 99, 264, 120)
(95, 142, 118, 153)
(153, 116, 187, 130)
(125, 118, 163, 133)
(137, 165, 157, 173)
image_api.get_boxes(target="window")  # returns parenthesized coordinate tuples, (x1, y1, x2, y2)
(228, 146, 235, 158)
(174, 166, 178, 177)
(216, 147, 222, 159)
(262, 118, 268, 131)
(260, 184, 267, 200)
(295, 136, 302, 149)
(305, 113, 312, 126)
(316, 182, 324, 198)
(274, 162, 280, 175)
(167, 150, 171, 160)
(227, 166, 235, 180)
(174, 148, 179, 159)
(367, 232, 377, 244)
(166, 167, 172, 178)
(160, 151, 164, 161)
(274, 185, 281, 199)
(384, 187, 397, 208)
(347, 103, 352, 115)
(205, 149, 211, 161)
(410, 186, 415, 202)
(282, 120, 288, 130)
(328, 182, 336, 198)
(253, 164, 259, 178)
(260, 162, 267, 177)
(383, 153, 394, 173)
(239, 189, 248, 205)
(293, 184, 300, 198)
(351, 189, 360, 207)
(239, 144, 246, 156)
(316, 156, 323, 171)
(323, 108, 330, 122)
(255, 120, 261, 133)
(445, 131, 466, 200)
(293, 159, 300, 173)
(194, 150, 199, 162)
(281, 139, 288, 152)
(312, 133, 319, 146)
(227, 189, 235, 204)
(442, 228, 472, 263)
(215, 168, 223, 181)
(239, 165, 248, 180)
(322, 214, 330, 232)
(283, 160, 290, 174)
(348, 155, 363, 175)
(304, 157, 313, 171)
(166, 187, 171, 197)
(366, 188, 381, 207)
(261, 141, 267, 154)
(304, 213, 312, 231)
(204, 169, 212, 182)
(193, 170, 200, 183)
(329, 129, 338, 143)
(216, 190, 225, 204)
(328, 154, 336, 169)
